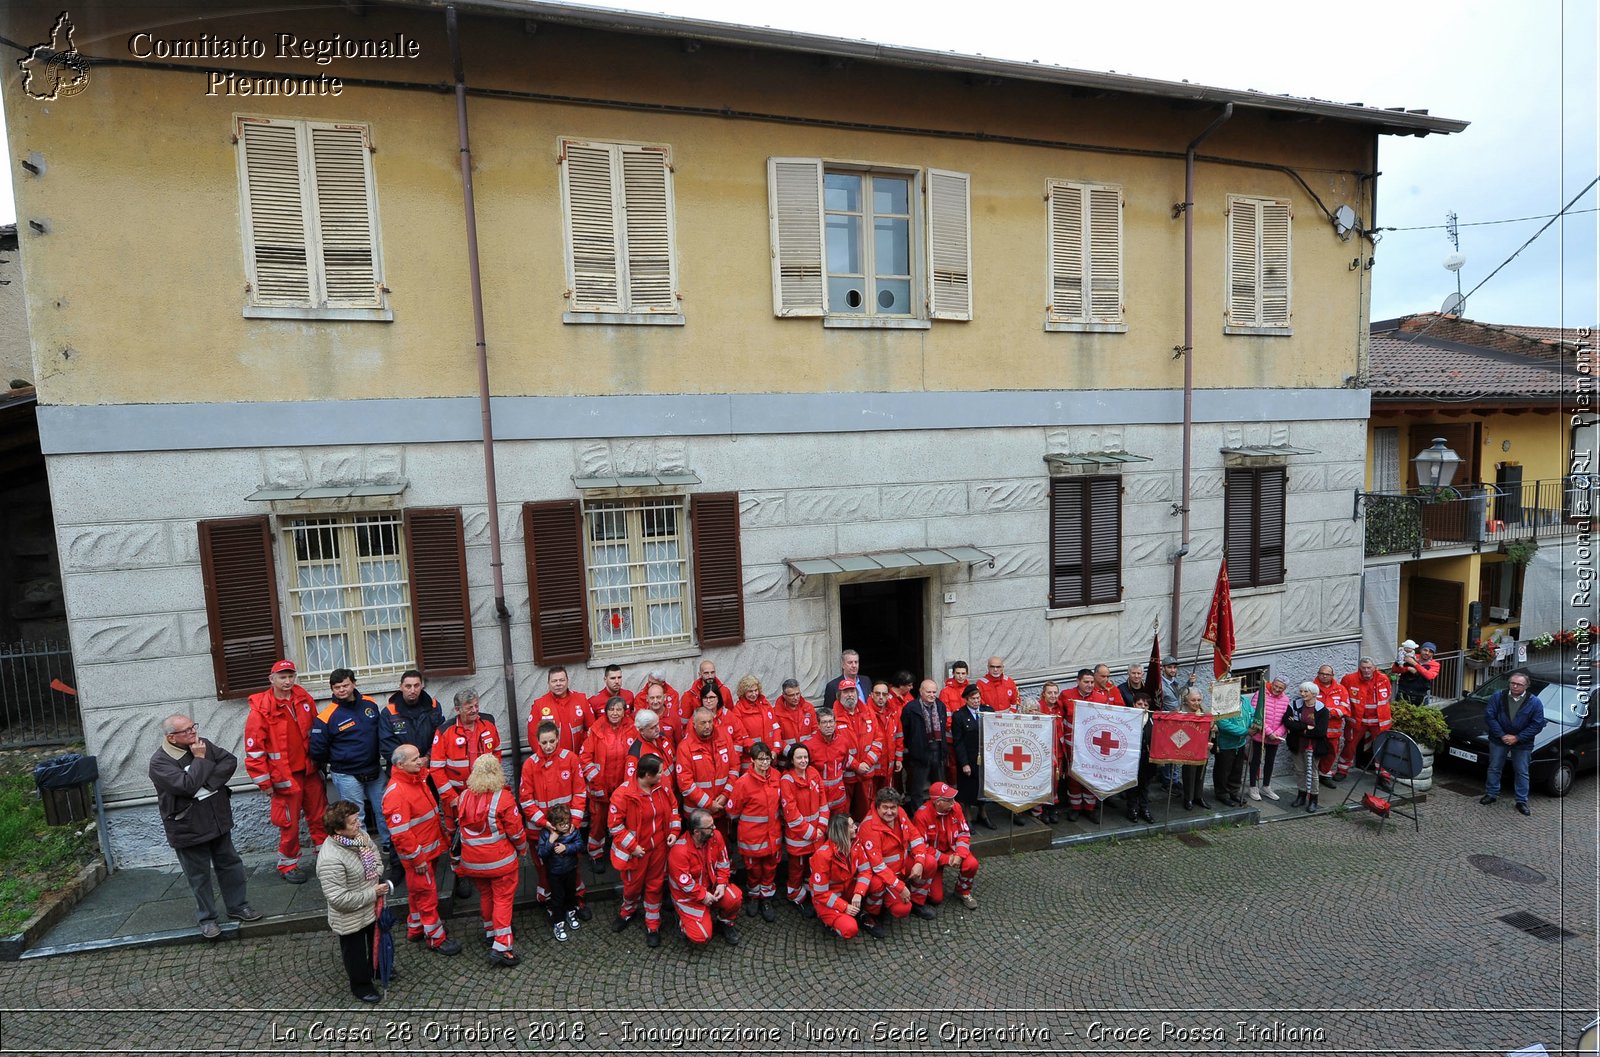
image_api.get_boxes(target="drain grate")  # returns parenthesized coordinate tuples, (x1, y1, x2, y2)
(1498, 911, 1576, 942)
(1174, 832, 1211, 848)
(1468, 854, 1548, 886)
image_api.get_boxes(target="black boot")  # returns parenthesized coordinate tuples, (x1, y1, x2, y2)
(1292, 790, 1306, 807)
(1138, 805, 1155, 824)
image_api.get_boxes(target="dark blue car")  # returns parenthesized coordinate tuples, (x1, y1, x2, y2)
(1438, 660, 1598, 798)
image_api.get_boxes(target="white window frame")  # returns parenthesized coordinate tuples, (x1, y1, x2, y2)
(234, 116, 390, 322)
(558, 138, 683, 326)
(278, 512, 414, 683)
(1046, 179, 1126, 333)
(1224, 194, 1292, 335)
(582, 495, 694, 655)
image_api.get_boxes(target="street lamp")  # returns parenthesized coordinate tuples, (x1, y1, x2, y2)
(1412, 437, 1462, 490)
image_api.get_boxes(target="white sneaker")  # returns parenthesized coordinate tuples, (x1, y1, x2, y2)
(553, 921, 569, 943)
(1262, 786, 1280, 801)
(565, 909, 581, 931)
(1248, 786, 1261, 801)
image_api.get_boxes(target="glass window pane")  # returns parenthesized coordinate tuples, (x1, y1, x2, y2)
(826, 215, 861, 274)
(360, 559, 405, 625)
(875, 277, 912, 315)
(828, 276, 866, 313)
(875, 217, 910, 276)
(647, 601, 684, 637)
(873, 176, 909, 216)
(366, 628, 407, 668)
(824, 173, 860, 213)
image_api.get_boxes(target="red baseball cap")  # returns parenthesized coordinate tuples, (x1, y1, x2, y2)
(929, 782, 957, 800)
(270, 659, 296, 674)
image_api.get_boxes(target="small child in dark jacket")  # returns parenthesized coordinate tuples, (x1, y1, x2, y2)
(536, 804, 584, 941)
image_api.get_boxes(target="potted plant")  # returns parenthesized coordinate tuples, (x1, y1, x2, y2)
(1463, 636, 1497, 670)
(1388, 699, 1451, 793)
(1503, 538, 1539, 565)
(1416, 485, 1462, 503)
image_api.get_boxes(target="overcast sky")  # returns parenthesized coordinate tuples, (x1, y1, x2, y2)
(2, 0, 1593, 326)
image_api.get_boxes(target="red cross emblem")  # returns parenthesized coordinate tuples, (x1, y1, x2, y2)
(1002, 746, 1032, 772)
(1091, 729, 1121, 756)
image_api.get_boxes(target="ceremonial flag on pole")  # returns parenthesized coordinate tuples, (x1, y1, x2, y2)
(981, 712, 1057, 811)
(1201, 559, 1235, 678)
(1068, 701, 1144, 799)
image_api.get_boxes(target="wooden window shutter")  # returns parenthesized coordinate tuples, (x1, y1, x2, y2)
(522, 500, 590, 664)
(1257, 467, 1287, 586)
(403, 508, 474, 676)
(197, 516, 284, 699)
(308, 124, 381, 309)
(690, 492, 744, 647)
(768, 158, 825, 316)
(1047, 181, 1085, 322)
(1258, 200, 1291, 326)
(927, 168, 972, 321)
(1048, 478, 1085, 608)
(1223, 469, 1257, 586)
(1050, 477, 1121, 607)
(1085, 475, 1122, 604)
(619, 145, 677, 312)
(562, 140, 622, 312)
(238, 119, 312, 306)
(1086, 186, 1123, 322)
(1226, 196, 1260, 325)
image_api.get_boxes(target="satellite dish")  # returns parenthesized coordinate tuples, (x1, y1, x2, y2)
(1444, 253, 1467, 272)
(1442, 292, 1465, 314)
(1333, 204, 1358, 239)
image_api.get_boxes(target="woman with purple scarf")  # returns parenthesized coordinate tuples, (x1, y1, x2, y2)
(316, 800, 394, 1002)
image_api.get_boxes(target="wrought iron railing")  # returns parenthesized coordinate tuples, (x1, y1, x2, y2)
(1361, 478, 1594, 559)
(0, 639, 81, 747)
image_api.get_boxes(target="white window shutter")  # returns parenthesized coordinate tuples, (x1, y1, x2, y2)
(927, 168, 972, 321)
(619, 145, 676, 312)
(767, 157, 824, 316)
(1259, 200, 1291, 326)
(562, 140, 622, 312)
(1086, 185, 1123, 322)
(1226, 196, 1261, 325)
(307, 124, 381, 308)
(239, 119, 312, 306)
(1047, 181, 1084, 322)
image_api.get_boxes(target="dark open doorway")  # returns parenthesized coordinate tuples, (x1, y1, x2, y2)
(839, 578, 927, 687)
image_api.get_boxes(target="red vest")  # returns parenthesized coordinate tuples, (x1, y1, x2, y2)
(809, 841, 869, 913)
(244, 686, 318, 792)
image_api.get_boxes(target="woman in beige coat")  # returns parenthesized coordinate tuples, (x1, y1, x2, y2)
(316, 800, 394, 1003)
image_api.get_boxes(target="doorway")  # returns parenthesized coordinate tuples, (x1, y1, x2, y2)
(839, 578, 927, 686)
(1405, 575, 1464, 653)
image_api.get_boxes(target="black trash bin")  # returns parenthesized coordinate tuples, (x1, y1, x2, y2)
(33, 753, 98, 827)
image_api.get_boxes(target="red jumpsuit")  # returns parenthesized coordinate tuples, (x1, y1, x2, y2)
(728, 695, 783, 773)
(381, 766, 453, 946)
(809, 839, 870, 939)
(852, 825, 913, 921)
(675, 727, 737, 823)
(1340, 671, 1394, 774)
(428, 718, 501, 799)
(977, 674, 1020, 712)
(872, 695, 905, 794)
(729, 765, 782, 900)
(779, 765, 829, 904)
(1317, 681, 1352, 776)
(804, 727, 855, 821)
(912, 799, 979, 904)
(857, 806, 934, 908)
(580, 714, 637, 861)
(244, 684, 327, 875)
(771, 696, 819, 759)
(667, 829, 742, 944)
(834, 702, 883, 819)
(517, 747, 587, 903)
(608, 776, 681, 935)
(587, 686, 634, 722)
(454, 786, 525, 953)
(527, 691, 589, 756)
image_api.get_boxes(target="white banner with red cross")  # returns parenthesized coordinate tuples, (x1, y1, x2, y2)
(981, 712, 1057, 811)
(1068, 701, 1145, 799)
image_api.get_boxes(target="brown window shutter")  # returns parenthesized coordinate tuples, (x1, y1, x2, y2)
(690, 491, 744, 647)
(197, 516, 283, 699)
(1085, 475, 1123, 605)
(1048, 477, 1084, 608)
(523, 500, 590, 664)
(404, 508, 475, 676)
(1257, 466, 1287, 586)
(1050, 476, 1121, 608)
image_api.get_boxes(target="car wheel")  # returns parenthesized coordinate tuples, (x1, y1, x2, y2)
(1544, 760, 1575, 798)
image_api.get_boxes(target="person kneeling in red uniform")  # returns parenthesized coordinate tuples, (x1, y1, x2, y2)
(668, 809, 743, 946)
(857, 786, 935, 921)
(912, 781, 979, 910)
(810, 813, 870, 940)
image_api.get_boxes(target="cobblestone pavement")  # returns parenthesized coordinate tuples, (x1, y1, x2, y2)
(2, 775, 1594, 1056)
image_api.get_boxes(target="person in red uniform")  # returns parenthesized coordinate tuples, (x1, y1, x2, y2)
(868, 680, 904, 796)
(635, 673, 681, 738)
(729, 676, 783, 773)
(668, 809, 743, 946)
(527, 666, 588, 757)
(676, 706, 737, 829)
(1061, 670, 1104, 820)
(810, 813, 870, 940)
(429, 690, 502, 801)
(587, 664, 634, 721)
(380, 744, 461, 955)
(729, 740, 782, 921)
(518, 720, 589, 916)
(1341, 657, 1394, 773)
(779, 742, 829, 914)
(834, 681, 882, 820)
(679, 660, 733, 736)
(623, 707, 676, 784)
(1033, 680, 1066, 824)
(608, 754, 681, 947)
(857, 787, 935, 919)
(454, 754, 526, 967)
(852, 793, 915, 936)
(977, 657, 1020, 712)
(1314, 664, 1352, 785)
(580, 696, 637, 869)
(912, 781, 979, 909)
(938, 661, 972, 785)
(888, 671, 917, 710)
(806, 707, 855, 820)
(244, 659, 326, 883)
(771, 679, 818, 759)
(1092, 664, 1126, 706)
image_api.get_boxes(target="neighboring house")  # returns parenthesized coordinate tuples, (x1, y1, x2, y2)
(0, 0, 1463, 865)
(1360, 313, 1598, 697)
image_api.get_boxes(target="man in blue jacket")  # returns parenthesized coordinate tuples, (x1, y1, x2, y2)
(1480, 671, 1546, 816)
(311, 668, 392, 850)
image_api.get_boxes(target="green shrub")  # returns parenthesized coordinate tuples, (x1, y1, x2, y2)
(1390, 699, 1451, 751)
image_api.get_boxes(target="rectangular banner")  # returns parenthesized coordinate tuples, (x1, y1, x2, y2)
(1209, 677, 1241, 717)
(1150, 711, 1214, 765)
(1067, 701, 1145, 799)
(981, 712, 1058, 811)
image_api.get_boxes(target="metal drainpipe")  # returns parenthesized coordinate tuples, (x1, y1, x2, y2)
(1172, 103, 1233, 657)
(447, 6, 524, 775)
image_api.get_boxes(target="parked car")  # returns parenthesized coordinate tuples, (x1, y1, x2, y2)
(1438, 660, 1598, 797)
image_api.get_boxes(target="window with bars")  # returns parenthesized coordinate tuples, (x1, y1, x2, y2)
(1048, 475, 1122, 608)
(583, 498, 691, 652)
(1224, 194, 1291, 332)
(558, 138, 679, 320)
(1224, 467, 1287, 588)
(281, 514, 413, 680)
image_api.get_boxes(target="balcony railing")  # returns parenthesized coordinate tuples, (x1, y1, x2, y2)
(1361, 477, 1595, 559)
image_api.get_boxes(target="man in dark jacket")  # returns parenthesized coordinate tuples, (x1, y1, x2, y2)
(950, 683, 994, 828)
(310, 668, 391, 852)
(378, 669, 446, 774)
(901, 679, 948, 814)
(149, 713, 261, 939)
(1481, 671, 1547, 816)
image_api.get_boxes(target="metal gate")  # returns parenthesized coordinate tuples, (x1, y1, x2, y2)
(0, 640, 81, 747)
